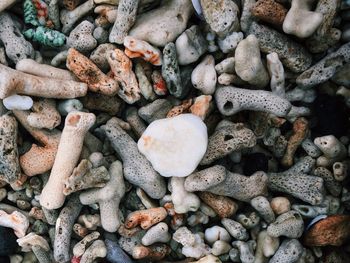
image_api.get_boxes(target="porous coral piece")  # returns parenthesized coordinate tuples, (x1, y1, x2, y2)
(297, 42, 350, 88)
(200, 121, 256, 165)
(138, 114, 208, 177)
(192, 55, 217, 95)
(27, 99, 61, 130)
(218, 31, 244, 54)
(125, 107, 146, 138)
(221, 218, 249, 241)
(54, 194, 82, 263)
(109, 0, 139, 44)
(170, 176, 201, 214)
(67, 48, 118, 96)
(125, 207, 167, 230)
(141, 222, 171, 246)
(40, 111, 95, 209)
(0, 210, 29, 238)
(129, 0, 193, 47)
(0, 12, 35, 64)
(303, 215, 350, 246)
(313, 167, 342, 197)
(251, 0, 287, 26)
(162, 42, 185, 98)
(248, 22, 312, 72)
(254, 230, 279, 262)
(13, 110, 61, 176)
(200, 0, 240, 37)
(306, 0, 342, 53)
(124, 36, 162, 65)
(281, 117, 308, 167)
(78, 214, 101, 230)
(167, 99, 192, 118)
(63, 159, 110, 195)
(190, 95, 212, 120)
(67, 21, 97, 52)
(60, 0, 96, 34)
(81, 93, 122, 116)
(283, 0, 323, 38)
(16, 59, 76, 81)
(0, 115, 20, 184)
(314, 135, 347, 167)
(267, 210, 304, 238)
(79, 161, 125, 232)
(102, 118, 166, 198)
(106, 48, 141, 104)
(268, 157, 325, 205)
(80, 240, 107, 263)
(186, 166, 268, 202)
(0, 64, 87, 99)
(17, 232, 50, 252)
(198, 192, 238, 218)
(232, 240, 256, 263)
(235, 35, 269, 88)
(89, 43, 117, 72)
(215, 86, 291, 117)
(269, 239, 303, 263)
(175, 25, 207, 65)
(132, 244, 170, 260)
(135, 62, 156, 101)
(250, 196, 275, 223)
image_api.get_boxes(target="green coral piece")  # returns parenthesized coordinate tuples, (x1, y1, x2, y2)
(23, 26, 66, 47)
(24, 0, 40, 26)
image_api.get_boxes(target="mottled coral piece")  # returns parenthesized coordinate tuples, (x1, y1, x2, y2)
(67, 48, 118, 96)
(107, 48, 141, 104)
(190, 95, 212, 120)
(281, 117, 308, 167)
(125, 207, 168, 230)
(63, 0, 81, 10)
(151, 70, 167, 96)
(167, 99, 192, 118)
(0, 210, 29, 238)
(303, 215, 350, 246)
(132, 244, 170, 260)
(0, 114, 20, 184)
(251, 0, 287, 26)
(124, 36, 162, 65)
(198, 192, 238, 218)
(27, 99, 61, 130)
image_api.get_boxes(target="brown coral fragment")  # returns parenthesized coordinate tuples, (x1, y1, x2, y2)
(303, 215, 350, 246)
(198, 192, 238, 218)
(125, 207, 168, 230)
(67, 48, 119, 96)
(251, 0, 287, 27)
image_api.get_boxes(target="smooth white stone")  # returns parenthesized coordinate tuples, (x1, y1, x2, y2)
(138, 114, 208, 177)
(3, 94, 33, 110)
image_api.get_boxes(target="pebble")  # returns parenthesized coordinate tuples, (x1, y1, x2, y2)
(137, 114, 208, 177)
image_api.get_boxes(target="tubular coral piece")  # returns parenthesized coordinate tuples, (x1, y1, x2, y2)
(0, 210, 29, 238)
(141, 222, 171, 246)
(54, 194, 83, 263)
(132, 244, 170, 260)
(67, 48, 119, 96)
(23, 0, 40, 26)
(215, 86, 292, 117)
(167, 99, 192, 118)
(13, 110, 61, 176)
(200, 122, 256, 165)
(27, 99, 61, 130)
(101, 117, 166, 199)
(40, 111, 95, 210)
(267, 210, 304, 238)
(267, 52, 285, 98)
(125, 207, 168, 230)
(281, 117, 308, 167)
(0, 64, 87, 99)
(79, 161, 125, 232)
(63, 159, 110, 195)
(124, 36, 162, 65)
(197, 192, 238, 218)
(73, 231, 100, 257)
(109, 0, 139, 44)
(0, 114, 21, 184)
(16, 59, 76, 81)
(17, 232, 50, 252)
(186, 166, 268, 202)
(251, 0, 287, 26)
(151, 70, 167, 96)
(106, 48, 141, 104)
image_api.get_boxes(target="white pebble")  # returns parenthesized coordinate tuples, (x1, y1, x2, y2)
(3, 94, 33, 110)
